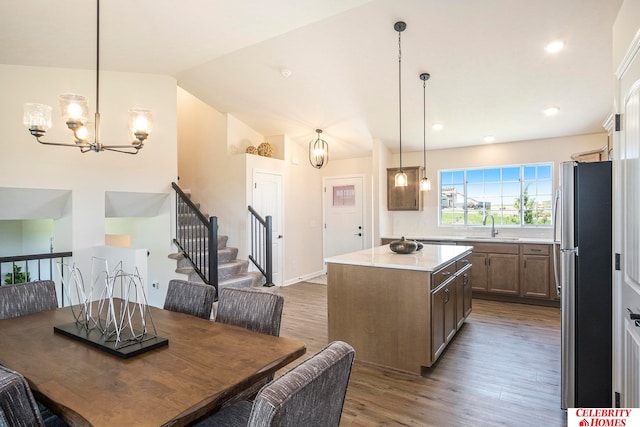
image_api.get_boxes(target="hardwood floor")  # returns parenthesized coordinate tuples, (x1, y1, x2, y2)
(269, 282, 566, 427)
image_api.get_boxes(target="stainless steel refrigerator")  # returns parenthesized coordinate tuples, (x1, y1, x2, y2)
(555, 160, 612, 409)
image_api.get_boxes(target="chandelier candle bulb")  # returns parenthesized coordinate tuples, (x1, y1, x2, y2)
(60, 94, 89, 123)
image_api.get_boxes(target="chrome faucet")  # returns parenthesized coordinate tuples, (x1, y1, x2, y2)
(482, 214, 499, 237)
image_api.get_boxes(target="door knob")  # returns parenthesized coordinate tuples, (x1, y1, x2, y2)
(278, 235, 283, 239)
(354, 233, 362, 236)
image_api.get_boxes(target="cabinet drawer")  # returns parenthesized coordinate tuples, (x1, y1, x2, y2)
(521, 244, 550, 255)
(456, 253, 472, 271)
(468, 242, 520, 254)
(432, 261, 455, 289)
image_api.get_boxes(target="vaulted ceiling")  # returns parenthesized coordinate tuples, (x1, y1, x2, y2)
(0, 0, 622, 160)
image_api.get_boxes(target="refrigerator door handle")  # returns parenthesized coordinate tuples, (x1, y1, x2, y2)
(553, 189, 561, 295)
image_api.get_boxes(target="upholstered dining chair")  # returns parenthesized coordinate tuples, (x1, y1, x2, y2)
(0, 364, 45, 426)
(0, 280, 58, 320)
(215, 287, 284, 336)
(215, 287, 285, 404)
(163, 279, 216, 320)
(193, 341, 356, 427)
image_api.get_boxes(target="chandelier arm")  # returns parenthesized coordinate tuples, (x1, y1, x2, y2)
(102, 146, 141, 155)
(34, 137, 91, 149)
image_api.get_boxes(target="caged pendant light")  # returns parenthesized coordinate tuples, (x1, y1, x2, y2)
(22, 0, 152, 154)
(309, 129, 328, 168)
(394, 21, 408, 187)
(419, 72, 432, 192)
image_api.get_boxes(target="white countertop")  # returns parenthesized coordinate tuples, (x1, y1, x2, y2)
(382, 235, 554, 244)
(325, 244, 473, 272)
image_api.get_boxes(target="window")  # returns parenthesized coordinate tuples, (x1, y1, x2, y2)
(439, 163, 553, 226)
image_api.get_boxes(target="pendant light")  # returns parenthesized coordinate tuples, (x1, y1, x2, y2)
(309, 129, 328, 168)
(394, 21, 408, 187)
(419, 72, 432, 192)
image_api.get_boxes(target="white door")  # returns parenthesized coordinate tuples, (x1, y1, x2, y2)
(615, 32, 640, 407)
(252, 170, 284, 286)
(323, 176, 365, 260)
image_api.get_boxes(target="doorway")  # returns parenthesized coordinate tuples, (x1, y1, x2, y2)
(252, 170, 284, 286)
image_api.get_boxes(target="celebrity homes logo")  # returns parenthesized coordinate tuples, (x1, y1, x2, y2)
(568, 408, 639, 426)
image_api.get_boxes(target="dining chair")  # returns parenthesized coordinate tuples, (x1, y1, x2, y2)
(0, 364, 45, 426)
(0, 280, 58, 320)
(163, 279, 216, 320)
(193, 341, 356, 427)
(215, 287, 285, 405)
(215, 287, 284, 336)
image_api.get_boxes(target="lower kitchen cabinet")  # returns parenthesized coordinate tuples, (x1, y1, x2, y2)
(521, 244, 551, 299)
(431, 280, 457, 361)
(455, 266, 472, 329)
(487, 253, 520, 295)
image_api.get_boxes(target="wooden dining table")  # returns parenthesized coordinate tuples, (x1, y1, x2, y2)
(0, 301, 306, 426)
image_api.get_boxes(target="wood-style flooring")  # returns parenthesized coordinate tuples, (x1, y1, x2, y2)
(269, 282, 566, 427)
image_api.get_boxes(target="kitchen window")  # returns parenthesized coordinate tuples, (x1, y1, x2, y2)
(439, 163, 553, 226)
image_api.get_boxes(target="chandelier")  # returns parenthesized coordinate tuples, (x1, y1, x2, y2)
(309, 129, 329, 169)
(22, 0, 152, 154)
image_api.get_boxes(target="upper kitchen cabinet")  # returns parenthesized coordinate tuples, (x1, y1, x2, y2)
(387, 166, 423, 211)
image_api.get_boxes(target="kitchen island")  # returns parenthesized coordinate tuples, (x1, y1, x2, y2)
(326, 244, 473, 375)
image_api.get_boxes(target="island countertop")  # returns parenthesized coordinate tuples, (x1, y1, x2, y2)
(325, 243, 473, 272)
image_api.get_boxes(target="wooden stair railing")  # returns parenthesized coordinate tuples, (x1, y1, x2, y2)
(172, 182, 218, 293)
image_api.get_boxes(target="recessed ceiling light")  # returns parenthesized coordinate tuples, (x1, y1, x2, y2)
(432, 123, 443, 131)
(544, 106, 560, 116)
(545, 40, 564, 53)
(483, 135, 495, 143)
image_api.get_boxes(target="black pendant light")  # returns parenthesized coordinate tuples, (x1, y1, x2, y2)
(394, 21, 408, 187)
(419, 72, 432, 191)
(309, 129, 328, 168)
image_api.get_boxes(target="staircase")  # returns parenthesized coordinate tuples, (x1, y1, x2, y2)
(168, 189, 263, 297)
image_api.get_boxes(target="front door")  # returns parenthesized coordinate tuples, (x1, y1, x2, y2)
(323, 176, 365, 261)
(252, 170, 284, 286)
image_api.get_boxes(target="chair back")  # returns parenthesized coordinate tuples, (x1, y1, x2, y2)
(215, 287, 284, 336)
(163, 279, 216, 320)
(248, 341, 355, 427)
(0, 280, 58, 320)
(0, 365, 45, 427)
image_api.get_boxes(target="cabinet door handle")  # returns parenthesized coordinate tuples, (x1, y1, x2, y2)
(463, 273, 469, 286)
(531, 248, 542, 252)
(441, 271, 451, 277)
(460, 259, 469, 264)
(444, 289, 450, 304)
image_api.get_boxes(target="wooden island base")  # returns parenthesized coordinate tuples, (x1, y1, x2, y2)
(326, 244, 472, 375)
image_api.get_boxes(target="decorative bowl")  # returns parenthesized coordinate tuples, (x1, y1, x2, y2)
(389, 236, 420, 254)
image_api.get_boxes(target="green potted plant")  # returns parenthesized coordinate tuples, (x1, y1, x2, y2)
(4, 264, 31, 285)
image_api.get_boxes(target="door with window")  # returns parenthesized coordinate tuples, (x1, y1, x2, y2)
(323, 176, 365, 260)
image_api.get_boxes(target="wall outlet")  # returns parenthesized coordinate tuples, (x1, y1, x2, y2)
(152, 281, 159, 289)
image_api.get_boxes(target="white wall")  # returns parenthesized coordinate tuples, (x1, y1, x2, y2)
(386, 133, 608, 239)
(0, 64, 178, 304)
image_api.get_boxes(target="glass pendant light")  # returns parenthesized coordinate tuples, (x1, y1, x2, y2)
(419, 72, 432, 192)
(394, 21, 408, 187)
